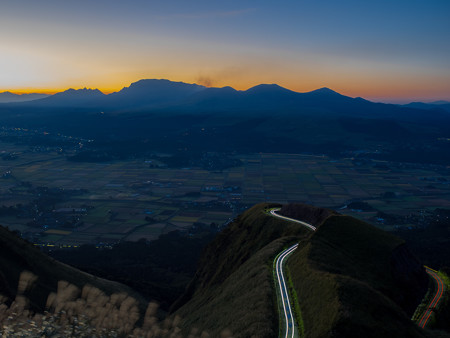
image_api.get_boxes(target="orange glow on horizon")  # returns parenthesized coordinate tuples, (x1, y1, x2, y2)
(2, 75, 449, 104)
(1, 3, 449, 104)
(1, 89, 59, 95)
(1, 88, 116, 96)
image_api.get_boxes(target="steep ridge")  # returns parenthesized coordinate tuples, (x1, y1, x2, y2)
(172, 203, 312, 337)
(173, 203, 433, 337)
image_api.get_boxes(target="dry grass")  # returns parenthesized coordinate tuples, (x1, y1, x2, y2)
(0, 270, 230, 337)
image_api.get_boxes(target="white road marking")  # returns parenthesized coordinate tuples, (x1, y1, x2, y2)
(276, 244, 299, 338)
(271, 207, 317, 337)
(270, 209, 316, 231)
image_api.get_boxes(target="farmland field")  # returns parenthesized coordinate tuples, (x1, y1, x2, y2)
(1, 142, 449, 245)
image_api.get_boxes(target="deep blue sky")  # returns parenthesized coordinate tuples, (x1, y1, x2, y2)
(1, 0, 449, 102)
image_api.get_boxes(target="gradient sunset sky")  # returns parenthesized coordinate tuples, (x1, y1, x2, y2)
(1, 0, 449, 103)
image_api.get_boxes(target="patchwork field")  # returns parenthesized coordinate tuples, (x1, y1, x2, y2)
(1, 143, 449, 245)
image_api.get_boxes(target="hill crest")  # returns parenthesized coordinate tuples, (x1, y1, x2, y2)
(173, 203, 429, 337)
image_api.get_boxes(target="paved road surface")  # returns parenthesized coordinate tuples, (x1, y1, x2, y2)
(270, 209, 316, 231)
(271, 208, 316, 337)
(418, 267, 446, 328)
(275, 244, 299, 338)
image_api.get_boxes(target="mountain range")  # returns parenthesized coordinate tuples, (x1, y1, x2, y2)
(5, 79, 450, 115)
(1, 79, 450, 166)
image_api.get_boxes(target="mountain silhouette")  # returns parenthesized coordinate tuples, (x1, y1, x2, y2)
(0, 79, 449, 166)
(170, 82, 360, 114)
(106, 79, 205, 109)
(2, 79, 448, 121)
(170, 82, 416, 119)
(26, 88, 106, 107)
(3, 80, 450, 118)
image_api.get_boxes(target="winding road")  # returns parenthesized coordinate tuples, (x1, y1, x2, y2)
(270, 209, 316, 231)
(271, 208, 316, 338)
(418, 267, 446, 328)
(271, 208, 447, 334)
(275, 244, 299, 338)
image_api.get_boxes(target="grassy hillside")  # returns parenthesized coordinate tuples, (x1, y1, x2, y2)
(173, 203, 444, 337)
(0, 225, 224, 337)
(1, 202, 444, 336)
(278, 202, 336, 226)
(288, 215, 430, 338)
(172, 203, 312, 337)
(0, 225, 146, 313)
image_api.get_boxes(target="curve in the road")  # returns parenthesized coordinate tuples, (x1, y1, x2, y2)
(418, 267, 446, 328)
(271, 208, 316, 338)
(270, 209, 316, 231)
(275, 244, 299, 338)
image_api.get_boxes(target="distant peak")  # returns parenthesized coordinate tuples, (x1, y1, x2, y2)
(131, 79, 171, 86)
(128, 79, 204, 89)
(221, 86, 236, 90)
(246, 83, 292, 93)
(209, 86, 237, 92)
(309, 87, 340, 95)
(249, 83, 283, 89)
(63, 87, 102, 92)
(52, 88, 105, 98)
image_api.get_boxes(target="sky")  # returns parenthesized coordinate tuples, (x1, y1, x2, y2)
(1, 0, 449, 103)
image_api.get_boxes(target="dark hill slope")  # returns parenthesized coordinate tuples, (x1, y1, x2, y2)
(288, 215, 429, 338)
(172, 203, 312, 337)
(0, 225, 145, 313)
(278, 202, 337, 225)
